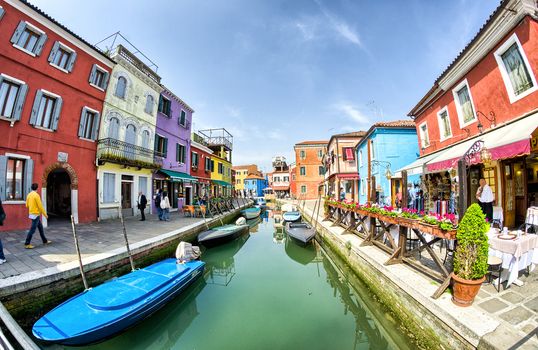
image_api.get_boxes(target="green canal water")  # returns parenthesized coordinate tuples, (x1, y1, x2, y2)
(54, 213, 416, 350)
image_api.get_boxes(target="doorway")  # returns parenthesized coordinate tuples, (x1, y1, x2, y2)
(46, 168, 71, 223)
(121, 175, 134, 216)
(186, 186, 192, 205)
(502, 159, 527, 228)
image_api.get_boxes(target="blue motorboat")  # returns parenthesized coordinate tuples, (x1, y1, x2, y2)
(241, 207, 261, 219)
(282, 211, 301, 222)
(32, 259, 205, 346)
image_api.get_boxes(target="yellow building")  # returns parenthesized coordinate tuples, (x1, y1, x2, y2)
(198, 129, 233, 197)
(232, 164, 259, 191)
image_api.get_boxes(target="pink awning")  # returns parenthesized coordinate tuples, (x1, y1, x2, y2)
(337, 173, 360, 180)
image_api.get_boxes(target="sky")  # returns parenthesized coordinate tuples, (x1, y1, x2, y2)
(31, 0, 500, 173)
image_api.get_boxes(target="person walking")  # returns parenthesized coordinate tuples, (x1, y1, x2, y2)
(137, 191, 147, 221)
(154, 189, 163, 221)
(25, 183, 51, 249)
(0, 198, 7, 264)
(476, 178, 494, 223)
(160, 191, 171, 221)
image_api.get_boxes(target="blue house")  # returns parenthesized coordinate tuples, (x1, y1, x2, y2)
(244, 174, 268, 197)
(356, 121, 419, 206)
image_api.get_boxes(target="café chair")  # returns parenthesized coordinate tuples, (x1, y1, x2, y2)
(487, 256, 503, 293)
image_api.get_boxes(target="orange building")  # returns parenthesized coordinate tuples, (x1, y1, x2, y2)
(294, 141, 328, 199)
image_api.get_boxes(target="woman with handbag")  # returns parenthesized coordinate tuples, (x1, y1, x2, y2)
(160, 191, 171, 221)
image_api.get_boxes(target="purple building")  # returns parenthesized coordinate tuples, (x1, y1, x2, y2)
(153, 86, 195, 211)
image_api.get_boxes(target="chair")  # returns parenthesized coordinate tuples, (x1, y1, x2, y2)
(441, 239, 455, 265)
(487, 256, 503, 293)
(182, 205, 194, 217)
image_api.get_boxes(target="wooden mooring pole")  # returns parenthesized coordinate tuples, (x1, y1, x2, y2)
(70, 215, 88, 290)
(118, 206, 136, 271)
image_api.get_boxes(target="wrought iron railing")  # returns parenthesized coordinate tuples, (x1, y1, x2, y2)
(97, 138, 162, 168)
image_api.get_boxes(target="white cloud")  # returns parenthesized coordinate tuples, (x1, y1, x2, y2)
(333, 102, 370, 125)
(333, 21, 361, 46)
(295, 21, 316, 41)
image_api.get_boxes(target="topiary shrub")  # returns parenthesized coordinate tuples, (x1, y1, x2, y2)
(453, 203, 489, 280)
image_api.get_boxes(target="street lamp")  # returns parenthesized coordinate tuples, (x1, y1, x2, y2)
(371, 160, 392, 180)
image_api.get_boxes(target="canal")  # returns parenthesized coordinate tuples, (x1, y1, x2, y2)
(50, 212, 416, 350)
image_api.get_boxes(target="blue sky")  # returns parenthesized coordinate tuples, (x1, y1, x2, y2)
(31, 0, 499, 172)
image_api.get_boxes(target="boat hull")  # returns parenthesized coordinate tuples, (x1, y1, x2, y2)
(197, 224, 249, 247)
(32, 259, 205, 346)
(285, 222, 316, 246)
(242, 207, 261, 219)
(282, 211, 301, 222)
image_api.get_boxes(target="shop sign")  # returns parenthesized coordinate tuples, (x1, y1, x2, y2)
(532, 128, 538, 152)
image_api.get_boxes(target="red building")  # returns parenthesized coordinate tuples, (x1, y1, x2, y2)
(0, 0, 114, 230)
(190, 132, 214, 199)
(408, 0, 538, 227)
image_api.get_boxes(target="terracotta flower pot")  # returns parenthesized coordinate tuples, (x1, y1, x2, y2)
(451, 274, 485, 307)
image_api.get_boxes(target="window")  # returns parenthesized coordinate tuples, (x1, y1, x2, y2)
(140, 130, 150, 149)
(318, 149, 323, 158)
(139, 176, 148, 195)
(176, 143, 186, 163)
(78, 107, 100, 140)
(494, 33, 538, 103)
(236, 179, 240, 184)
(158, 95, 171, 117)
(205, 158, 211, 171)
(145, 95, 154, 114)
(300, 150, 306, 160)
(0, 75, 28, 121)
(30, 90, 63, 130)
(283, 176, 289, 182)
(437, 107, 452, 141)
(5, 157, 25, 200)
(0, 7, 5, 21)
(154, 135, 168, 157)
(218, 163, 224, 174)
(103, 173, 115, 203)
(210, 160, 215, 172)
(452, 79, 476, 127)
(301, 185, 307, 194)
(419, 122, 430, 148)
(108, 117, 120, 139)
(343, 147, 355, 161)
(89, 64, 109, 90)
(191, 152, 199, 168)
(115, 77, 127, 99)
(359, 150, 363, 167)
(361, 179, 365, 195)
(292, 174, 296, 180)
(179, 110, 186, 126)
(319, 166, 325, 176)
(300, 167, 306, 176)
(10, 21, 47, 56)
(48, 41, 76, 72)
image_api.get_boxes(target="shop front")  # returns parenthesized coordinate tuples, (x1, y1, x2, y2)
(154, 169, 197, 211)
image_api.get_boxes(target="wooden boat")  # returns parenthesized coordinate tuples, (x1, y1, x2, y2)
(32, 259, 205, 346)
(285, 222, 316, 246)
(197, 224, 249, 247)
(282, 211, 301, 222)
(241, 207, 261, 219)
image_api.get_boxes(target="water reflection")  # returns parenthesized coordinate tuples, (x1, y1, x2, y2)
(203, 233, 250, 286)
(284, 237, 317, 265)
(246, 217, 262, 232)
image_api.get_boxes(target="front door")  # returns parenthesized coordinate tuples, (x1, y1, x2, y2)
(186, 186, 192, 205)
(121, 182, 132, 209)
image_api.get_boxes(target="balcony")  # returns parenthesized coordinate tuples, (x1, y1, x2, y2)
(198, 128, 233, 151)
(97, 138, 162, 169)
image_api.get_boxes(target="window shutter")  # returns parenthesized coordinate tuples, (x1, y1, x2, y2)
(102, 71, 110, 89)
(78, 107, 88, 137)
(154, 135, 159, 152)
(176, 143, 180, 162)
(163, 138, 168, 158)
(29, 90, 43, 125)
(66, 51, 77, 72)
(91, 111, 101, 140)
(24, 159, 34, 198)
(51, 96, 63, 131)
(0, 7, 5, 22)
(48, 41, 60, 63)
(0, 156, 7, 200)
(10, 21, 26, 44)
(13, 83, 28, 121)
(34, 33, 47, 56)
(88, 64, 97, 84)
(158, 95, 163, 112)
(166, 101, 171, 116)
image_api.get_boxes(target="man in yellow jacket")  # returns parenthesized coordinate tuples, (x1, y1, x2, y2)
(25, 183, 51, 249)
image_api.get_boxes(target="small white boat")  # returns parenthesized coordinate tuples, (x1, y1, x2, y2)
(254, 197, 267, 210)
(241, 207, 261, 219)
(282, 211, 301, 222)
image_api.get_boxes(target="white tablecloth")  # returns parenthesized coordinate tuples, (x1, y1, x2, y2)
(488, 229, 538, 287)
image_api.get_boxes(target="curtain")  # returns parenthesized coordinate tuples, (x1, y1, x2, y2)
(103, 173, 115, 203)
(441, 112, 451, 137)
(139, 176, 147, 196)
(457, 86, 474, 123)
(502, 43, 533, 95)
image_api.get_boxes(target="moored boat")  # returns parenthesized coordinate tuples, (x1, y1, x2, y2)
(197, 224, 249, 247)
(241, 207, 261, 219)
(282, 211, 301, 222)
(285, 222, 316, 246)
(254, 197, 267, 210)
(32, 259, 205, 346)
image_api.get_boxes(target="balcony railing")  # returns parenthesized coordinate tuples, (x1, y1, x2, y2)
(97, 138, 162, 169)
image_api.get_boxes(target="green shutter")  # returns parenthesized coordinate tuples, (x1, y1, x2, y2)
(163, 138, 168, 158)
(66, 51, 77, 72)
(91, 111, 101, 140)
(176, 143, 180, 162)
(34, 33, 47, 56)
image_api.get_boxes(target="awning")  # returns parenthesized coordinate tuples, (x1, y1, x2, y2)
(426, 113, 538, 173)
(193, 176, 211, 184)
(272, 185, 289, 191)
(393, 152, 439, 178)
(212, 180, 232, 187)
(337, 173, 359, 180)
(159, 169, 198, 183)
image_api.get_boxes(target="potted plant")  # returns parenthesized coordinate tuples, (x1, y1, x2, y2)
(452, 203, 489, 307)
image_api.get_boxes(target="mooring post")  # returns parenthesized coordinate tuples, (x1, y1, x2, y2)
(118, 206, 135, 271)
(70, 215, 88, 290)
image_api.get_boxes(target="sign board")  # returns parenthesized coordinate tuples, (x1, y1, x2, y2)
(57, 152, 68, 163)
(532, 128, 538, 153)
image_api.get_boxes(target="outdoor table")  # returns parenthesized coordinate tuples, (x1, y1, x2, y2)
(488, 228, 538, 287)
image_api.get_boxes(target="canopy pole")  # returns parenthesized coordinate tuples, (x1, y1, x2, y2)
(118, 206, 136, 271)
(70, 215, 88, 290)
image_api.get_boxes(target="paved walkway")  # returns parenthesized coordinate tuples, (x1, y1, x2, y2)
(0, 200, 248, 280)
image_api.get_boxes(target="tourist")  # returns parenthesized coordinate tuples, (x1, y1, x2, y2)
(24, 183, 51, 249)
(407, 183, 416, 209)
(0, 198, 6, 264)
(476, 178, 494, 222)
(137, 191, 147, 221)
(154, 189, 163, 221)
(160, 191, 171, 221)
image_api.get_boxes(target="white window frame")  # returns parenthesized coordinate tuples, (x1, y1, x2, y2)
(494, 33, 538, 103)
(78, 106, 100, 141)
(301, 185, 307, 194)
(12, 21, 45, 57)
(436, 106, 452, 141)
(419, 121, 430, 149)
(49, 41, 75, 73)
(452, 79, 477, 128)
(89, 64, 108, 91)
(0, 74, 26, 122)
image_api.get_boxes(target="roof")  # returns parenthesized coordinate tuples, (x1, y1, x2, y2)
(332, 131, 367, 138)
(18, 0, 114, 65)
(246, 174, 265, 180)
(232, 164, 258, 170)
(354, 119, 417, 149)
(161, 86, 194, 113)
(294, 140, 329, 145)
